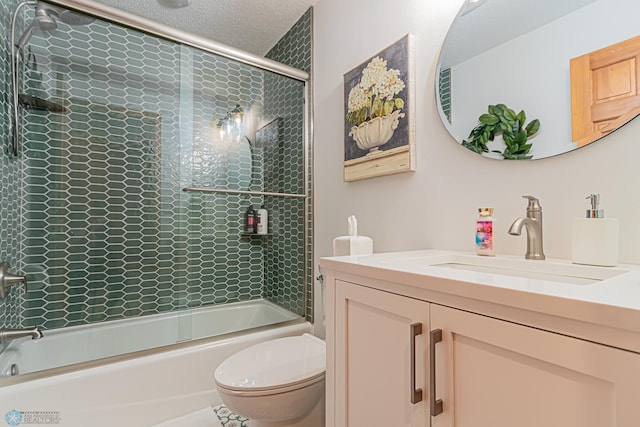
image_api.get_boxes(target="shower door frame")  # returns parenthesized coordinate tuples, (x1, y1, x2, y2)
(45, 1, 310, 82)
(37, 0, 314, 322)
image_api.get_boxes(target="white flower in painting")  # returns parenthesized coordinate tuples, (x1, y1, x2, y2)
(360, 56, 388, 91)
(346, 55, 406, 127)
(377, 68, 405, 101)
(347, 84, 370, 112)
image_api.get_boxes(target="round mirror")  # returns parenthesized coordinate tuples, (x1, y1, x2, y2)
(436, 0, 640, 160)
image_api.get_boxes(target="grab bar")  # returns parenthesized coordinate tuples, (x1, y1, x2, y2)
(183, 187, 306, 198)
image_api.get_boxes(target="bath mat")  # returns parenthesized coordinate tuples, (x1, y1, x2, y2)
(152, 405, 250, 427)
(212, 404, 251, 427)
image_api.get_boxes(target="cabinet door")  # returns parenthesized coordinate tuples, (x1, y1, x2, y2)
(333, 280, 430, 427)
(430, 304, 640, 427)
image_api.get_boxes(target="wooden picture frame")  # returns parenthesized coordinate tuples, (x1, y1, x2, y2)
(343, 34, 415, 182)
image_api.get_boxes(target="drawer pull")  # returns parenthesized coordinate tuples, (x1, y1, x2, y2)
(410, 322, 423, 404)
(430, 328, 443, 416)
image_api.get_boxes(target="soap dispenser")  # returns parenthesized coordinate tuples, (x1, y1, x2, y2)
(571, 194, 619, 266)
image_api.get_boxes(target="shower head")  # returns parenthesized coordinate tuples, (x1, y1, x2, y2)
(15, 2, 95, 51)
(34, 4, 57, 32)
(48, 4, 95, 26)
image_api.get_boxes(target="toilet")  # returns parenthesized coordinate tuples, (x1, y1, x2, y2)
(214, 333, 326, 427)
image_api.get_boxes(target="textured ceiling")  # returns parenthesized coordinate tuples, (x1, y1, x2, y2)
(91, 0, 318, 55)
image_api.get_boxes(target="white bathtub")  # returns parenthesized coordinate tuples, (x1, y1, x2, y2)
(0, 298, 299, 375)
(0, 299, 312, 426)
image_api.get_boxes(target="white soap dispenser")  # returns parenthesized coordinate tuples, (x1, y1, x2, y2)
(571, 194, 619, 266)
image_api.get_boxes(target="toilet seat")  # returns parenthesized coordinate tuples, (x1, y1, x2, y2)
(214, 333, 326, 396)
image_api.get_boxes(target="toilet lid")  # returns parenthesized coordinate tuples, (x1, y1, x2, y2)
(214, 333, 326, 392)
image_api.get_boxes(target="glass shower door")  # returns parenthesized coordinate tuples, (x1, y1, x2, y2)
(15, 3, 192, 358)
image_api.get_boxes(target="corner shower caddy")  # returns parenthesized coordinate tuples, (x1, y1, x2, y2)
(183, 187, 306, 238)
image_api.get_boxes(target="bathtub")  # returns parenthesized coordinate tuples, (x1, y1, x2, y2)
(0, 299, 312, 427)
(0, 298, 300, 375)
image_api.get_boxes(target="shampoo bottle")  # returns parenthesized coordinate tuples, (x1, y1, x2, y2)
(256, 205, 268, 235)
(571, 194, 619, 266)
(476, 208, 495, 256)
(243, 205, 256, 234)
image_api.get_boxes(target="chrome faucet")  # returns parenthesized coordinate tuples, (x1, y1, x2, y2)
(508, 195, 546, 260)
(0, 327, 43, 342)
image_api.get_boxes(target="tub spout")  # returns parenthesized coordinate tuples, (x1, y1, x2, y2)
(0, 327, 43, 342)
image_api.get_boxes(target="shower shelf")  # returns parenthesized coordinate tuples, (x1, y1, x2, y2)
(183, 187, 306, 198)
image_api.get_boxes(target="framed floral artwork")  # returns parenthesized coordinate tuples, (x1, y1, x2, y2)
(343, 34, 415, 182)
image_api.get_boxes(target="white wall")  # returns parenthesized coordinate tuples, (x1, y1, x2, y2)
(313, 0, 640, 290)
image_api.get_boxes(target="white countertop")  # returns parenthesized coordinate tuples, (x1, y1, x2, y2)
(320, 249, 640, 339)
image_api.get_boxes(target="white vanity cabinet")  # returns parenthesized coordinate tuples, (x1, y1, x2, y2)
(430, 303, 640, 427)
(326, 273, 640, 427)
(333, 280, 430, 427)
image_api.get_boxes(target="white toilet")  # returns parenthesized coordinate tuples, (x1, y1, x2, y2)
(214, 333, 326, 427)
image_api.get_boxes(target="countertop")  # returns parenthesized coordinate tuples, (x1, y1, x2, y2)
(320, 249, 640, 345)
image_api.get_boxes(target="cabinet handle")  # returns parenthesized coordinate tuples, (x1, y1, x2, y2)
(430, 329, 443, 416)
(410, 322, 423, 404)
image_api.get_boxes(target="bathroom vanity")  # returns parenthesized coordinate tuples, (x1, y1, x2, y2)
(320, 250, 640, 427)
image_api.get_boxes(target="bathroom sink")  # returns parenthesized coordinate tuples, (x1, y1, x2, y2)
(412, 254, 627, 285)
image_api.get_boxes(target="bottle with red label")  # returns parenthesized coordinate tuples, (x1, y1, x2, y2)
(244, 205, 257, 234)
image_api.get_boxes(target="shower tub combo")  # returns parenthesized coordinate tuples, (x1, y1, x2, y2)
(0, 299, 311, 426)
(0, 0, 312, 425)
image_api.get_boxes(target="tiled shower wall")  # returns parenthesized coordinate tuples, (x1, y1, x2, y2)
(264, 8, 313, 319)
(0, 3, 312, 329)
